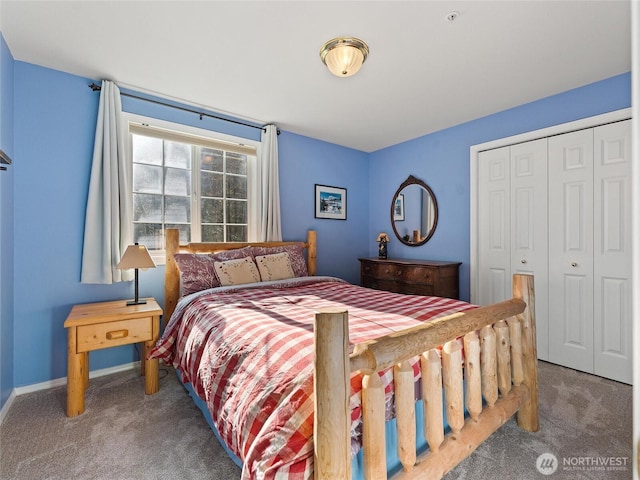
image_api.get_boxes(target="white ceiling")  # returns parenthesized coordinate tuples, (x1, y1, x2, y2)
(0, 1, 631, 152)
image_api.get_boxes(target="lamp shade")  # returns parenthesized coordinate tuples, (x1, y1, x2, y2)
(117, 244, 156, 270)
(320, 37, 369, 77)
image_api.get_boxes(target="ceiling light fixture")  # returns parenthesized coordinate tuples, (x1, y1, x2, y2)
(319, 37, 369, 77)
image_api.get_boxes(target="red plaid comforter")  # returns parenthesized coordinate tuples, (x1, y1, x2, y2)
(150, 276, 474, 479)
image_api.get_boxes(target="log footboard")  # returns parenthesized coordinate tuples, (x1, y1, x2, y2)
(314, 274, 538, 480)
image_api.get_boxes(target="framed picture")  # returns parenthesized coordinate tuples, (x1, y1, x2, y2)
(393, 193, 405, 221)
(315, 184, 347, 220)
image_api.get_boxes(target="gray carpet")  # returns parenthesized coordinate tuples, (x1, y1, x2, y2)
(0, 361, 632, 479)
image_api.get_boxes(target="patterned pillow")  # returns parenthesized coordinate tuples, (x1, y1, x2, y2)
(174, 247, 253, 295)
(249, 244, 308, 277)
(255, 252, 295, 281)
(214, 257, 261, 286)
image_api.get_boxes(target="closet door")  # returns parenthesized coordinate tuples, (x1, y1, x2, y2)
(477, 147, 511, 305)
(548, 129, 594, 373)
(593, 120, 632, 384)
(510, 139, 548, 360)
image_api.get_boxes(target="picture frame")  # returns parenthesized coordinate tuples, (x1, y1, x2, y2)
(315, 184, 347, 220)
(393, 193, 405, 221)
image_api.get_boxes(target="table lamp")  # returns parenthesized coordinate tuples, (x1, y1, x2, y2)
(117, 243, 156, 305)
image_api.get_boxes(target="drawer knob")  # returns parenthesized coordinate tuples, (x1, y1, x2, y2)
(571, 262, 577, 267)
(520, 259, 527, 264)
(106, 329, 129, 340)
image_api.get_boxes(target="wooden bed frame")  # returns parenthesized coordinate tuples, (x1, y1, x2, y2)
(164, 228, 538, 480)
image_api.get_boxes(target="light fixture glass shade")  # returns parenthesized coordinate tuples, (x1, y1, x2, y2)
(117, 244, 156, 270)
(325, 44, 364, 77)
(320, 37, 369, 77)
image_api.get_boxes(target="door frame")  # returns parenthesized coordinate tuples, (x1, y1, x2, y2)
(469, 107, 631, 304)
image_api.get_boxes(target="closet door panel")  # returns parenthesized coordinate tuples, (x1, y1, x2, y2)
(562, 274, 591, 345)
(510, 139, 548, 360)
(593, 120, 631, 383)
(548, 129, 594, 373)
(478, 147, 511, 305)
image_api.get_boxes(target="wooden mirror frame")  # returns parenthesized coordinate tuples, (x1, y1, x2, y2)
(390, 175, 439, 246)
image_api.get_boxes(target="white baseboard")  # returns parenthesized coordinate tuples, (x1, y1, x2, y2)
(0, 388, 17, 424)
(0, 362, 139, 424)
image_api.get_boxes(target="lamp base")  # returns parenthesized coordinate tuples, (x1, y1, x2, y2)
(126, 299, 147, 306)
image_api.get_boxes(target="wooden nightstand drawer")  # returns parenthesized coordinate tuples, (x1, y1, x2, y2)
(76, 317, 153, 352)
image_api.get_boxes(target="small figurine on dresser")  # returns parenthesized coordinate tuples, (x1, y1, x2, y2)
(377, 232, 389, 259)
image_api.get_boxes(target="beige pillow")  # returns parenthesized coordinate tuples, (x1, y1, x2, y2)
(214, 257, 261, 286)
(255, 252, 295, 281)
(174, 247, 254, 294)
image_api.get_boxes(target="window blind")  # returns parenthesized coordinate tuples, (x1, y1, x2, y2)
(129, 122, 257, 156)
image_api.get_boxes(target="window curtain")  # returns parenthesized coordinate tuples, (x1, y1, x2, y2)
(259, 124, 282, 241)
(80, 80, 133, 284)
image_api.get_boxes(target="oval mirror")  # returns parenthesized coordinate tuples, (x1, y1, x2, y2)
(390, 175, 438, 246)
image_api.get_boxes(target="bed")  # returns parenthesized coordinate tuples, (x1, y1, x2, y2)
(151, 228, 538, 479)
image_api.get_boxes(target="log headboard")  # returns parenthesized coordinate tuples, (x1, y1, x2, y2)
(164, 229, 317, 320)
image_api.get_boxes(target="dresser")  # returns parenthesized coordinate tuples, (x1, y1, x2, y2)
(359, 258, 461, 299)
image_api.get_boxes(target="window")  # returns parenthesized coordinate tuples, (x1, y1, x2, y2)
(125, 115, 259, 262)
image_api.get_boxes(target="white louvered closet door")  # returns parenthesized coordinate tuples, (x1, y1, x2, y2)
(593, 120, 632, 383)
(548, 129, 595, 374)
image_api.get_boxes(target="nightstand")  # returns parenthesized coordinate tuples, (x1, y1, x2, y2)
(64, 298, 162, 417)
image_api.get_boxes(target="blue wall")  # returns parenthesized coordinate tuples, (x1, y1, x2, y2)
(13, 63, 134, 386)
(278, 131, 369, 282)
(1, 52, 632, 397)
(368, 73, 631, 301)
(0, 33, 15, 408)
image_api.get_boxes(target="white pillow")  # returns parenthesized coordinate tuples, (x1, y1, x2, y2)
(255, 252, 295, 281)
(214, 257, 261, 286)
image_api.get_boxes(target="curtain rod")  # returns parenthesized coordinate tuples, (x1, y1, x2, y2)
(88, 83, 278, 134)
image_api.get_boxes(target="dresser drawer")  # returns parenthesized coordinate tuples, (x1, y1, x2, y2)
(76, 317, 153, 352)
(362, 277, 400, 293)
(396, 283, 435, 296)
(361, 262, 401, 280)
(398, 266, 432, 284)
(364, 276, 434, 296)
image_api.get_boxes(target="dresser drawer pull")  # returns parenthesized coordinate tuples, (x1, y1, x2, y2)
(106, 329, 129, 340)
